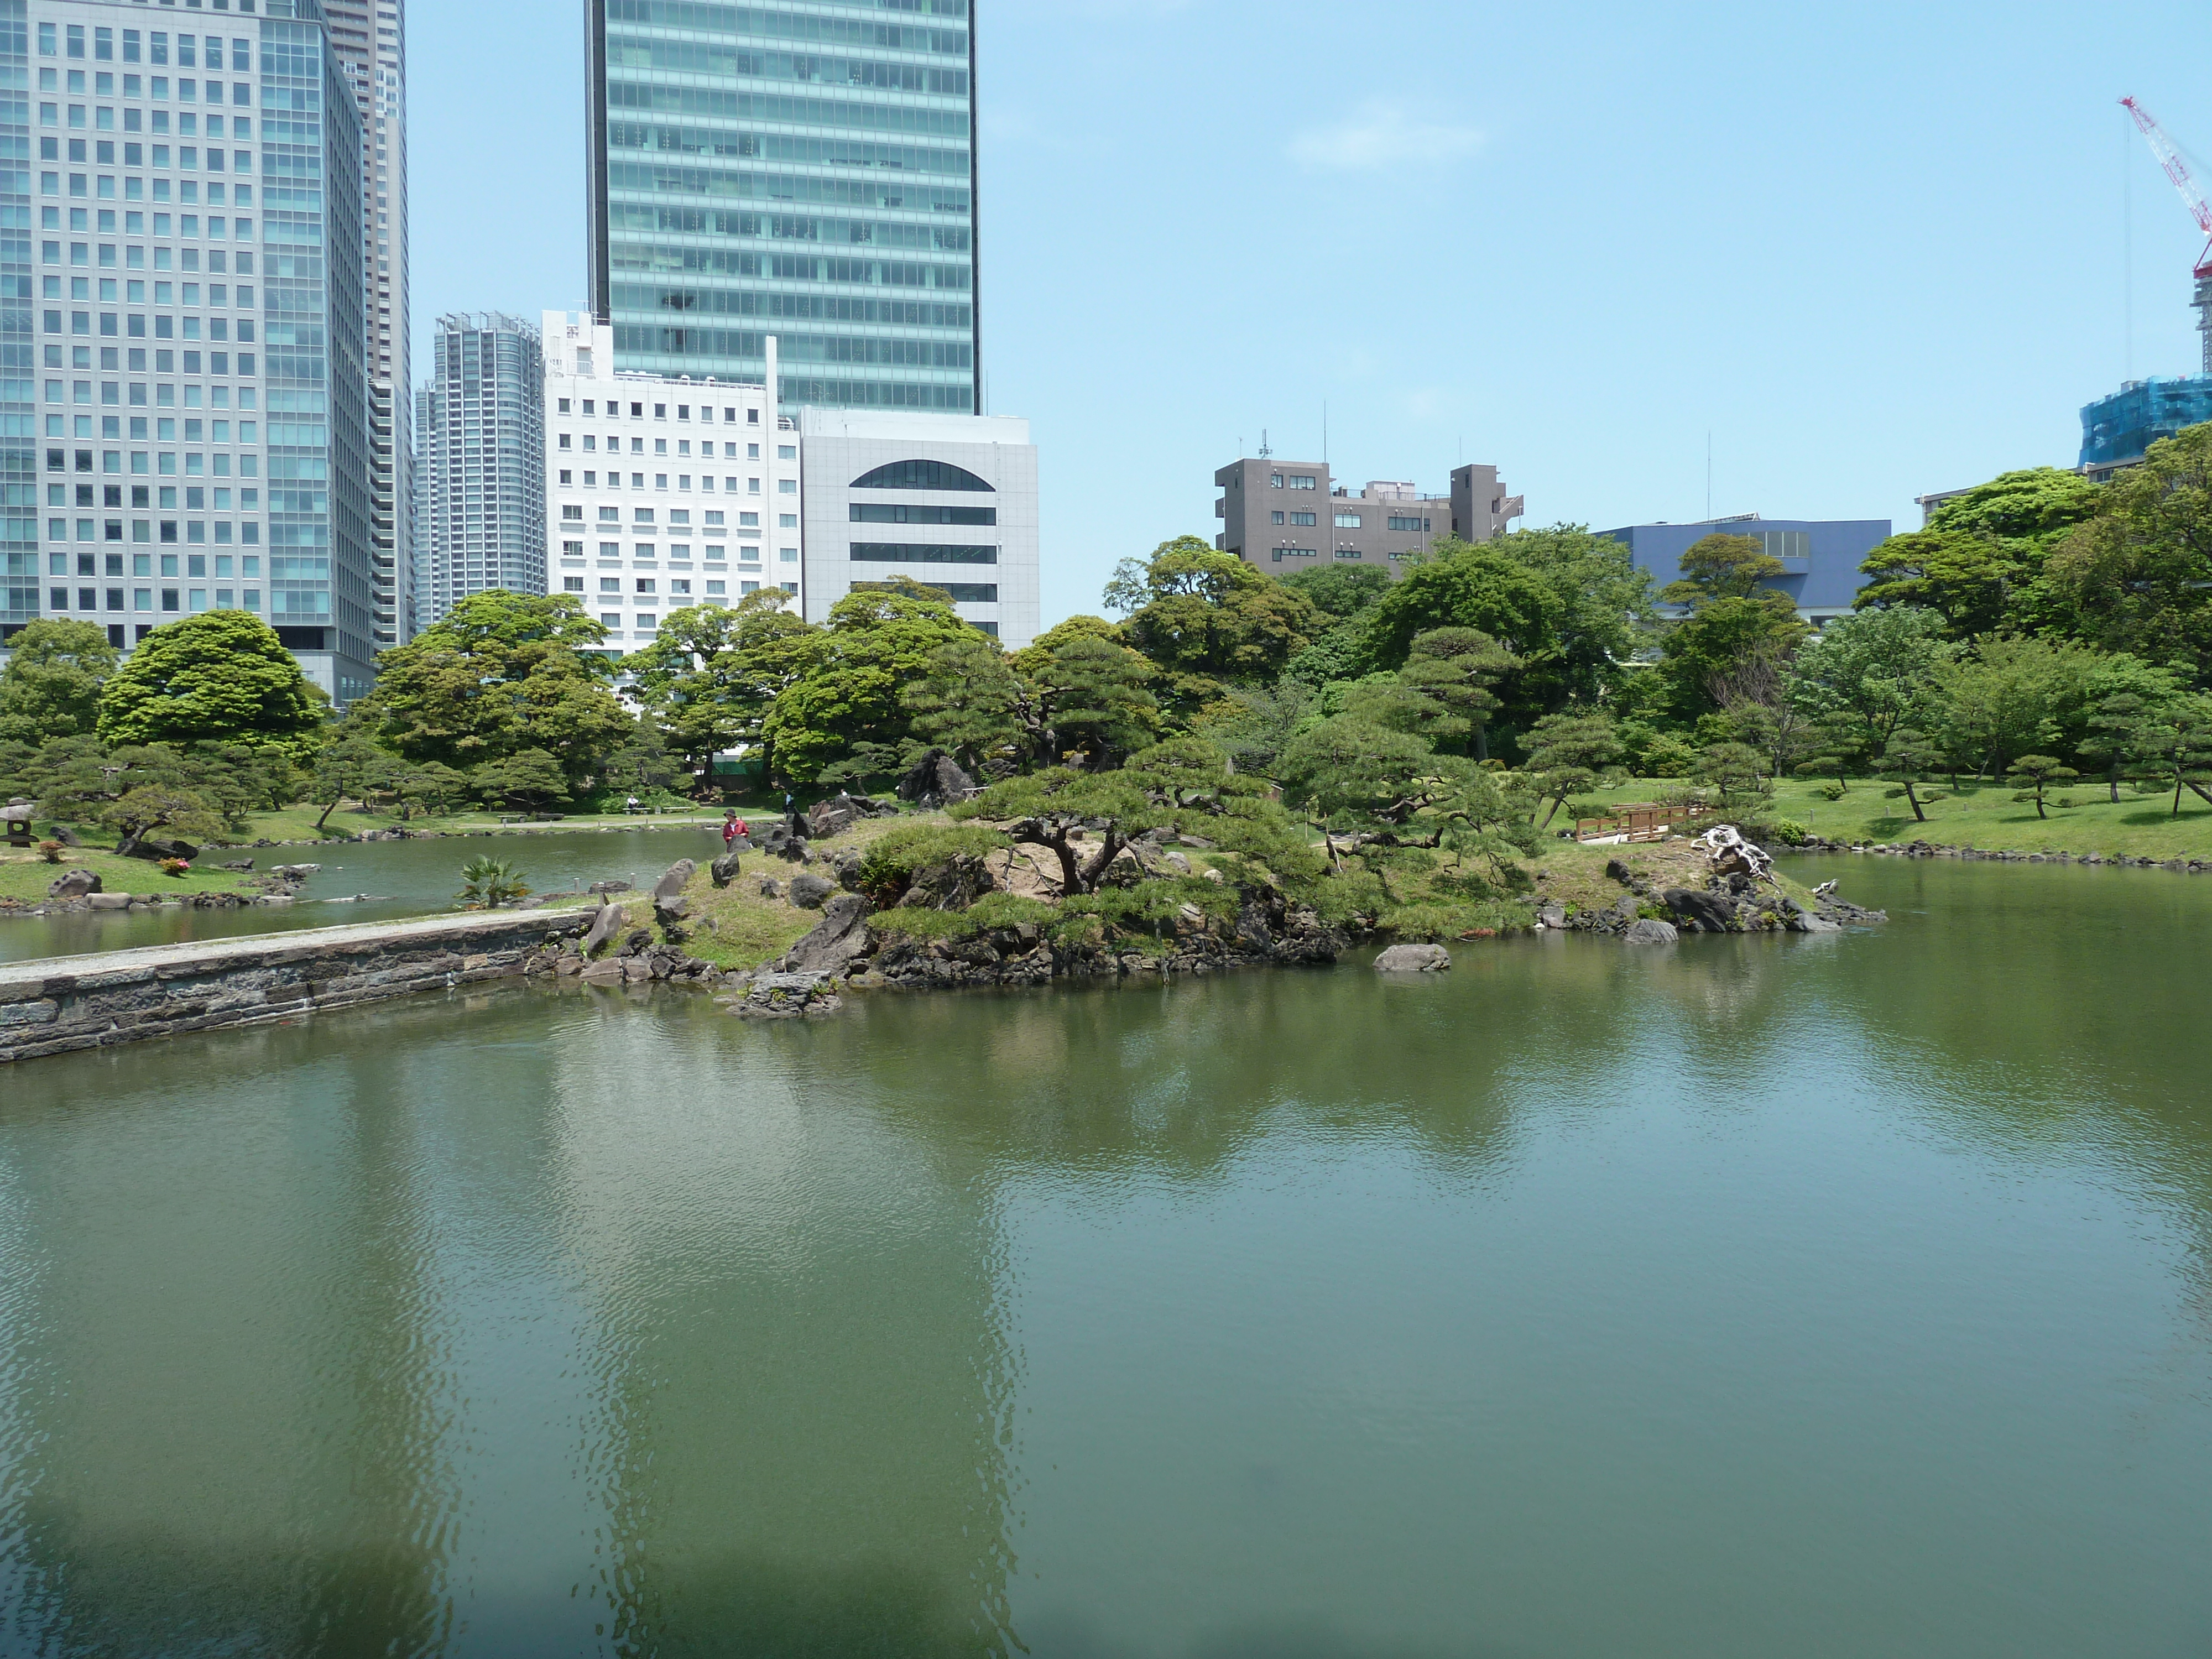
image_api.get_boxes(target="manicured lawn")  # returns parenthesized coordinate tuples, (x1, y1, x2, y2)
(1585, 776, 2212, 860)
(0, 844, 263, 904)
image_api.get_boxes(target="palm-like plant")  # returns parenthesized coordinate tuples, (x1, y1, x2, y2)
(456, 855, 530, 909)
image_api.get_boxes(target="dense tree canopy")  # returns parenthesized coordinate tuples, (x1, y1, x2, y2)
(96, 612, 321, 748)
(362, 591, 630, 785)
(1105, 536, 1323, 682)
(0, 619, 117, 743)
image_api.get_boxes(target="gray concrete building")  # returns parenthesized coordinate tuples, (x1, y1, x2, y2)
(1214, 457, 1521, 575)
(799, 408, 1037, 648)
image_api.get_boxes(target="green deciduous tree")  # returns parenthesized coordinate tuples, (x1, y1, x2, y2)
(2124, 695, 2212, 817)
(1932, 637, 2101, 779)
(471, 749, 572, 813)
(364, 592, 630, 786)
(763, 579, 974, 780)
(622, 593, 814, 778)
(96, 612, 321, 747)
(1105, 536, 1323, 684)
(1788, 604, 1952, 759)
(0, 619, 118, 743)
(2042, 427, 2212, 666)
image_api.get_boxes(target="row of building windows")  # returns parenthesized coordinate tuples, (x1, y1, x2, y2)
(557, 434, 787, 458)
(40, 24, 251, 67)
(42, 482, 257, 508)
(43, 588, 272, 615)
(565, 542, 791, 564)
(43, 446, 262, 478)
(40, 138, 258, 174)
(44, 179, 255, 217)
(39, 220, 247, 265)
(41, 280, 256, 311)
(38, 552, 269, 580)
(1267, 509, 1434, 531)
(41, 518, 263, 544)
(1270, 473, 1318, 490)
(41, 312, 258, 346)
(554, 470, 786, 499)
(552, 396, 764, 423)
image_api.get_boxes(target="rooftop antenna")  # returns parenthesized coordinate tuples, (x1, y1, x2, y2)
(1705, 430, 1713, 522)
(1258, 427, 1271, 458)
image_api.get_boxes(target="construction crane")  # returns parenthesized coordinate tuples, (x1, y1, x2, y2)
(2121, 97, 2212, 375)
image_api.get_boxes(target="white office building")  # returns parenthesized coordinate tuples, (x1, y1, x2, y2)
(541, 311, 800, 650)
(797, 409, 1039, 648)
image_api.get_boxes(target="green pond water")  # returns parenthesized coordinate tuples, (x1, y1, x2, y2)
(0, 825, 733, 964)
(1, 857, 2208, 1657)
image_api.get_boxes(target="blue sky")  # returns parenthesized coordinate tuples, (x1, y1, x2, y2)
(411, 0, 2212, 627)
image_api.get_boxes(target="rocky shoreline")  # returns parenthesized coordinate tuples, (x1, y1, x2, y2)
(1782, 836, 2210, 872)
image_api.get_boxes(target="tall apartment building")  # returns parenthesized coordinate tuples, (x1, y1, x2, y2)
(1213, 458, 1522, 575)
(322, 0, 409, 645)
(542, 311, 799, 654)
(413, 313, 543, 627)
(1, 0, 378, 705)
(583, 0, 980, 414)
(798, 406, 1035, 646)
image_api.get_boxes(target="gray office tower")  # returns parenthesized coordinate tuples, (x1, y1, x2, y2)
(414, 313, 544, 627)
(584, 0, 980, 413)
(322, 0, 409, 645)
(0, 0, 378, 706)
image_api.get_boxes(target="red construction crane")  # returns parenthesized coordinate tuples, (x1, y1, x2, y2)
(2120, 97, 2212, 373)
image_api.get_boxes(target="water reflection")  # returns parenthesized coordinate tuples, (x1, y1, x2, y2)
(0, 860, 2205, 1656)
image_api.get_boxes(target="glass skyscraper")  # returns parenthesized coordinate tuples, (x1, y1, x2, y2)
(585, 0, 979, 414)
(2, 0, 376, 706)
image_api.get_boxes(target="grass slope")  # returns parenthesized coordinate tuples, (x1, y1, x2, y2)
(1586, 777, 2212, 861)
(0, 845, 262, 904)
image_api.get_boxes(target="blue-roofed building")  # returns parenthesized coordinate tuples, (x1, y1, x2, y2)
(1599, 515, 1890, 626)
(2078, 376, 2212, 479)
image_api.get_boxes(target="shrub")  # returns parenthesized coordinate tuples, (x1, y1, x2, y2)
(1770, 819, 1810, 844)
(868, 907, 980, 942)
(1814, 780, 1847, 801)
(156, 857, 190, 877)
(2056, 796, 2077, 809)
(852, 823, 1009, 906)
(456, 856, 530, 908)
(36, 839, 63, 864)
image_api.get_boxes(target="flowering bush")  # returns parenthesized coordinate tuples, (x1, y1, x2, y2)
(157, 858, 191, 878)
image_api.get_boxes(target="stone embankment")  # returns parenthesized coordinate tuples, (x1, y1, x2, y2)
(1784, 836, 2209, 872)
(0, 910, 590, 1064)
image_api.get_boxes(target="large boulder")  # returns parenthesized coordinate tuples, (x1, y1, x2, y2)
(125, 837, 200, 862)
(650, 859, 696, 903)
(896, 852, 996, 911)
(1663, 888, 1734, 933)
(788, 872, 836, 910)
(983, 846, 1062, 901)
(781, 893, 874, 974)
(1624, 918, 1679, 945)
(710, 849, 744, 889)
(46, 869, 102, 900)
(895, 748, 979, 808)
(726, 972, 843, 1019)
(804, 799, 855, 839)
(583, 901, 628, 956)
(1374, 943, 1451, 972)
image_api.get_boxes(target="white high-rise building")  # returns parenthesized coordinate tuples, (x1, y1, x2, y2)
(797, 409, 1039, 648)
(414, 312, 542, 626)
(541, 311, 801, 651)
